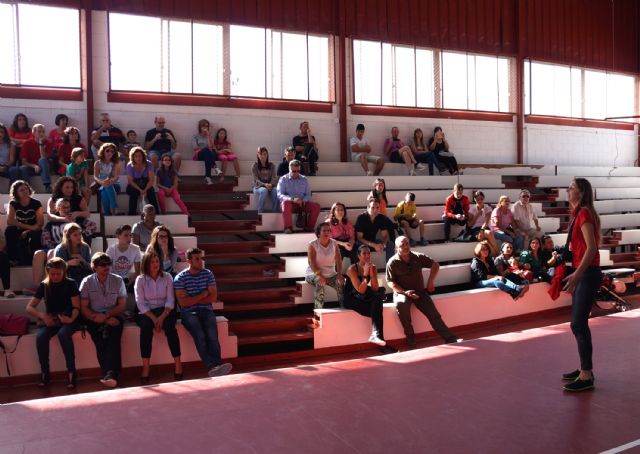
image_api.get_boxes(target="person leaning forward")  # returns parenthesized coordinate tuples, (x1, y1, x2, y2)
(386, 236, 461, 346)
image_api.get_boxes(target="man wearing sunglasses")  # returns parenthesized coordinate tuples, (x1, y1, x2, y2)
(276, 160, 320, 234)
(512, 189, 541, 246)
(79, 252, 127, 388)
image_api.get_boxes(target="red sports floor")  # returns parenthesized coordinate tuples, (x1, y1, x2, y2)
(2, 310, 640, 454)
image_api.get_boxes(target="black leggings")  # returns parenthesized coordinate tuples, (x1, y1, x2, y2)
(126, 185, 159, 215)
(0, 251, 10, 289)
(570, 266, 601, 371)
(343, 287, 385, 340)
(5, 226, 42, 265)
(137, 307, 181, 359)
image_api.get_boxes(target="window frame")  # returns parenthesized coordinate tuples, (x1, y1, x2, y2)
(106, 13, 334, 112)
(0, 3, 83, 101)
(350, 39, 515, 122)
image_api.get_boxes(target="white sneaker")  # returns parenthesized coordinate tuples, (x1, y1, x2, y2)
(208, 362, 233, 377)
(415, 163, 427, 171)
(409, 169, 416, 176)
(366, 170, 373, 176)
(204, 176, 213, 185)
(368, 334, 386, 346)
(4, 290, 15, 298)
(213, 167, 222, 176)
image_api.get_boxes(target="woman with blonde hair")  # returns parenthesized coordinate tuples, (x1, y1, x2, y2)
(53, 223, 92, 284)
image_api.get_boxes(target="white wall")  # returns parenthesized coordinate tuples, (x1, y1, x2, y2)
(0, 11, 636, 167)
(524, 123, 638, 167)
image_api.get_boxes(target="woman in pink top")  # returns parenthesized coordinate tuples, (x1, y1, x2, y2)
(326, 202, 356, 263)
(490, 195, 524, 252)
(213, 128, 240, 179)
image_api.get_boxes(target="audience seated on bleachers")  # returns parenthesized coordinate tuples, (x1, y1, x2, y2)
(25, 257, 81, 389)
(8, 113, 32, 153)
(386, 236, 460, 346)
(326, 202, 356, 264)
(10, 124, 53, 192)
(57, 126, 88, 174)
(350, 123, 383, 176)
(106, 224, 141, 293)
(79, 252, 127, 388)
(213, 128, 240, 179)
(490, 195, 524, 252)
(276, 159, 320, 234)
(66, 147, 91, 205)
(122, 130, 139, 162)
(144, 116, 181, 171)
(443, 183, 469, 242)
(512, 189, 541, 247)
(540, 235, 563, 279)
(292, 121, 319, 176)
(0, 123, 17, 180)
(467, 190, 498, 254)
(394, 192, 427, 246)
(344, 244, 396, 353)
(383, 126, 423, 176)
(0, 230, 14, 298)
(277, 146, 303, 178)
(305, 222, 344, 309)
(409, 128, 438, 176)
(134, 250, 182, 384)
(48, 114, 69, 151)
(93, 142, 121, 215)
(355, 199, 395, 262)
(173, 247, 232, 378)
(428, 126, 459, 175)
(48, 176, 95, 243)
(519, 237, 552, 283)
(470, 240, 528, 300)
(147, 225, 179, 276)
(132, 204, 160, 251)
(126, 146, 159, 215)
(90, 112, 125, 160)
(156, 154, 189, 216)
(252, 146, 278, 214)
(54, 223, 92, 285)
(494, 242, 529, 287)
(191, 119, 222, 185)
(5, 180, 43, 265)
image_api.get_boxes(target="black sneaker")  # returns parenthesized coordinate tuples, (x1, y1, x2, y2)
(378, 345, 398, 354)
(406, 336, 417, 347)
(563, 377, 594, 392)
(562, 369, 581, 381)
(445, 337, 463, 344)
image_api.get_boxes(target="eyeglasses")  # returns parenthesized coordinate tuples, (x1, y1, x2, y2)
(521, 195, 530, 198)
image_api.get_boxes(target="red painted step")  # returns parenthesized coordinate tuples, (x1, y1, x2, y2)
(530, 194, 557, 202)
(610, 252, 640, 262)
(187, 200, 248, 210)
(229, 315, 311, 336)
(180, 183, 236, 193)
(192, 219, 258, 230)
(209, 262, 283, 276)
(199, 241, 270, 254)
(542, 207, 569, 215)
(220, 301, 298, 312)
(219, 286, 297, 303)
(215, 274, 282, 285)
(236, 330, 314, 346)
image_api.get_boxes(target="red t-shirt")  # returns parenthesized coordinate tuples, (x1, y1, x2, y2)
(48, 129, 65, 150)
(57, 143, 87, 173)
(9, 128, 32, 143)
(569, 207, 600, 267)
(20, 139, 53, 165)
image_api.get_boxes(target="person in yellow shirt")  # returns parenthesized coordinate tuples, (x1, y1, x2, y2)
(394, 192, 427, 246)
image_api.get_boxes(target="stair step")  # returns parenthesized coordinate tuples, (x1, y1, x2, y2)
(180, 183, 236, 193)
(229, 315, 311, 336)
(219, 286, 297, 302)
(221, 301, 298, 312)
(611, 260, 640, 268)
(187, 200, 248, 210)
(543, 207, 569, 215)
(209, 250, 273, 259)
(531, 194, 557, 202)
(199, 241, 270, 254)
(192, 220, 258, 230)
(209, 262, 283, 276)
(610, 252, 639, 261)
(236, 329, 313, 346)
(215, 273, 282, 284)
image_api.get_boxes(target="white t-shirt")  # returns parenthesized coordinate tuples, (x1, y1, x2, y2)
(350, 137, 370, 160)
(106, 243, 142, 280)
(468, 204, 492, 229)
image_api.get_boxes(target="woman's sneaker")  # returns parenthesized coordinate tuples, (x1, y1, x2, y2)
(563, 377, 594, 392)
(562, 369, 581, 381)
(208, 363, 233, 377)
(368, 334, 386, 346)
(204, 176, 213, 185)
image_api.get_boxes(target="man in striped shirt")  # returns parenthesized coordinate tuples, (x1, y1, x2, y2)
(173, 248, 232, 377)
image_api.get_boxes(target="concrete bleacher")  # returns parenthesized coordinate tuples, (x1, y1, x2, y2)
(313, 282, 572, 349)
(0, 317, 237, 378)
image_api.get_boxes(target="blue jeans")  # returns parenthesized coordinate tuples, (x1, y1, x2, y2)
(196, 147, 218, 178)
(477, 277, 521, 297)
(253, 186, 279, 213)
(99, 182, 120, 215)
(180, 307, 222, 369)
(494, 230, 524, 252)
(415, 151, 439, 175)
(9, 158, 51, 186)
(570, 266, 601, 371)
(36, 322, 79, 373)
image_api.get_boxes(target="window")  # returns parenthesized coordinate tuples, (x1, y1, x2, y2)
(352, 40, 511, 112)
(109, 14, 332, 102)
(0, 3, 81, 88)
(524, 61, 636, 121)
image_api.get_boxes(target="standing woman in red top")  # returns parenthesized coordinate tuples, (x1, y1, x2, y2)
(562, 178, 601, 392)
